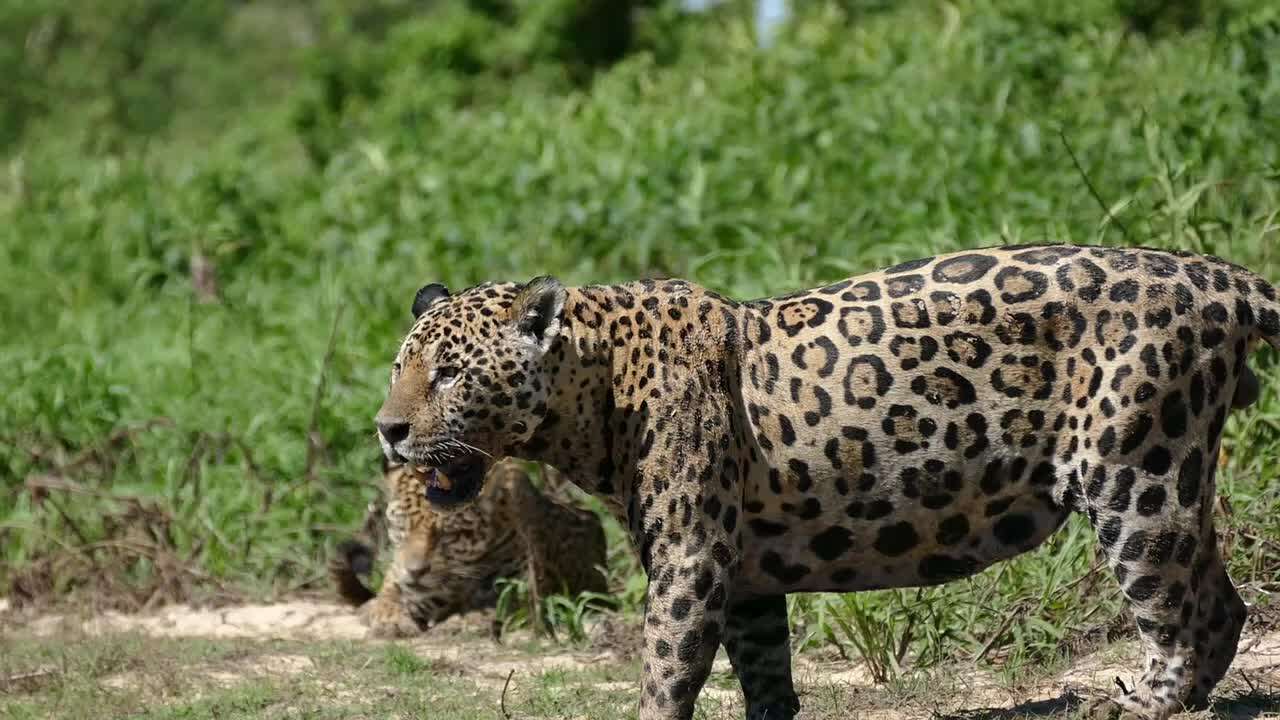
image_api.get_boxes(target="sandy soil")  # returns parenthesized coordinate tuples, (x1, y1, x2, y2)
(5, 598, 1279, 719)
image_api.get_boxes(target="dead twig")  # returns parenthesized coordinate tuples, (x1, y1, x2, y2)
(895, 588, 920, 666)
(1237, 531, 1280, 558)
(1, 667, 58, 694)
(1059, 129, 1132, 241)
(179, 432, 208, 499)
(304, 304, 346, 485)
(190, 247, 220, 304)
(43, 494, 91, 547)
(500, 668, 516, 719)
(971, 600, 1026, 664)
(1239, 669, 1259, 696)
(25, 473, 99, 498)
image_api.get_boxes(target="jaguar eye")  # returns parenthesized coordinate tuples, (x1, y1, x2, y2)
(434, 366, 460, 386)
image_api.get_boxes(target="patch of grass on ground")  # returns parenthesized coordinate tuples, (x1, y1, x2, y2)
(5, 626, 1276, 719)
(0, 628, 666, 720)
(2, 0, 1280, 681)
(0, 628, 969, 720)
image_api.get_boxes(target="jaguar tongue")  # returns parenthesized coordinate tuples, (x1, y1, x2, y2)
(429, 469, 454, 492)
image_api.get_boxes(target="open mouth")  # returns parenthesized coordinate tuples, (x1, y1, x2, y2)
(409, 454, 486, 507)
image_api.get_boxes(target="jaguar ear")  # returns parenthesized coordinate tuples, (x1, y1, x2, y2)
(511, 276, 566, 351)
(412, 283, 449, 319)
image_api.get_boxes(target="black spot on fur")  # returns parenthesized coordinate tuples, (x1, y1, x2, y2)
(1109, 279, 1140, 303)
(891, 300, 931, 329)
(1160, 391, 1187, 439)
(810, 526, 855, 561)
(865, 500, 894, 520)
(886, 274, 927, 299)
(776, 298, 835, 337)
(994, 266, 1048, 304)
(1120, 414, 1154, 454)
(1127, 575, 1161, 602)
(838, 306, 886, 347)
(886, 257, 933, 274)
(749, 519, 789, 538)
(760, 551, 810, 585)
(1011, 245, 1081, 264)
(843, 355, 894, 410)
(873, 522, 919, 557)
(932, 254, 998, 284)
(1142, 446, 1172, 475)
(842, 280, 881, 302)
(919, 554, 980, 583)
(1177, 448, 1202, 508)
(993, 514, 1036, 546)
(830, 569, 858, 584)
(1136, 485, 1167, 517)
(937, 515, 969, 545)
(1108, 468, 1136, 513)
(1099, 516, 1123, 547)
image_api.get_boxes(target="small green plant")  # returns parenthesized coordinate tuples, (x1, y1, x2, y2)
(495, 576, 618, 643)
(792, 590, 916, 683)
(382, 644, 432, 675)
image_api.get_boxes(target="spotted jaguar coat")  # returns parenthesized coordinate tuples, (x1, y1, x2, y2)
(374, 244, 1278, 720)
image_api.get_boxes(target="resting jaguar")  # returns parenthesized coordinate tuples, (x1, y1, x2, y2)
(329, 456, 609, 638)
(374, 244, 1278, 720)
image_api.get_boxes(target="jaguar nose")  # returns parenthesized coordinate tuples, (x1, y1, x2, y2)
(376, 418, 411, 446)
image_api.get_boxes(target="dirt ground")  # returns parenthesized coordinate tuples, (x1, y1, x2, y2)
(2, 597, 1279, 720)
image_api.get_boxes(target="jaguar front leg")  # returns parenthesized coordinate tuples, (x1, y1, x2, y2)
(631, 469, 741, 720)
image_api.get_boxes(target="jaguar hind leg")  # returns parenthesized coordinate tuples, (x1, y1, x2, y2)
(1082, 457, 1246, 719)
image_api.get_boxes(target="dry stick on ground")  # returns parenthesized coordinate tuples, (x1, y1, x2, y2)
(1059, 128, 1132, 241)
(501, 668, 516, 719)
(970, 558, 1111, 664)
(972, 599, 1031, 665)
(894, 588, 923, 668)
(41, 493, 91, 548)
(1, 667, 59, 694)
(180, 432, 208, 502)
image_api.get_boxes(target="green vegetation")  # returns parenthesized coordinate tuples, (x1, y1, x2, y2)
(3, 0, 1279, 683)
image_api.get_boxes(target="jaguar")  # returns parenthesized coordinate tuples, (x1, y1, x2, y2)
(329, 457, 609, 638)
(374, 244, 1277, 719)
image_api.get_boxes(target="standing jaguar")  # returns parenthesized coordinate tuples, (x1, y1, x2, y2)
(373, 244, 1278, 720)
